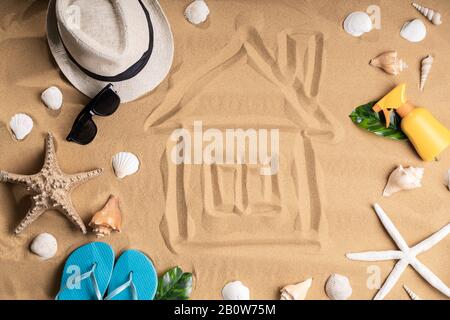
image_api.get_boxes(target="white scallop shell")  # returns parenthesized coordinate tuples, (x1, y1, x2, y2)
(400, 19, 427, 43)
(112, 152, 140, 179)
(222, 281, 250, 300)
(325, 274, 352, 300)
(30, 233, 57, 260)
(41, 86, 63, 110)
(343, 12, 373, 37)
(9, 113, 33, 140)
(184, 0, 210, 25)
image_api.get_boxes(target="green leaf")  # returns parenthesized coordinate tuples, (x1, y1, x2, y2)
(349, 100, 408, 141)
(156, 266, 193, 300)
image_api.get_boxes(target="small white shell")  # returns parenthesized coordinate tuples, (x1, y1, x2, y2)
(420, 55, 433, 91)
(185, 0, 210, 25)
(112, 152, 140, 179)
(383, 165, 424, 197)
(400, 19, 427, 43)
(343, 12, 373, 37)
(280, 278, 312, 300)
(222, 281, 250, 300)
(41, 86, 63, 110)
(412, 3, 442, 26)
(30, 233, 57, 259)
(9, 113, 33, 140)
(325, 274, 352, 300)
(403, 285, 422, 300)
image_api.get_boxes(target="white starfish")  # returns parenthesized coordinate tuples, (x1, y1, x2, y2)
(346, 203, 450, 300)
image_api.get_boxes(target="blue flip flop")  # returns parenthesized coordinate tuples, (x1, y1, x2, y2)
(56, 242, 115, 300)
(105, 250, 158, 300)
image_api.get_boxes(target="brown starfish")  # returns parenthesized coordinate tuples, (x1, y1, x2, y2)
(0, 133, 103, 234)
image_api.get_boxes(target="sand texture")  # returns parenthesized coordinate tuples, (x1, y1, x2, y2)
(0, 0, 449, 299)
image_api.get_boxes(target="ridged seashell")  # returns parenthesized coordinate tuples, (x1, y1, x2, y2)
(412, 3, 442, 25)
(89, 195, 122, 238)
(112, 152, 140, 179)
(403, 285, 422, 300)
(280, 278, 312, 300)
(370, 50, 408, 75)
(222, 281, 250, 300)
(383, 165, 424, 197)
(420, 55, 433, 91)
(9, 113, 33, 140)
(41, 86, 63, 110)
(30, 233, 57, 259)
(184, 0, 210, 25)
(325, 274, 352, 300)
(400, 19, 427, 43)
(343, 12, 373, 37)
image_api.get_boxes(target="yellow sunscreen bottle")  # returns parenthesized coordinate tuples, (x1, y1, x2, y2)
(373, 83, 450, 161)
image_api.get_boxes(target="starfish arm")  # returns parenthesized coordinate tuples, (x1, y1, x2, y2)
(346, 250, 403, 261)
(42, 133, 61, 171)
(411, 223, 450, 256)
(56, 199, 87, 234)
(373, 204, 409, 252)
(410, 257, 450, 298)
(374, 258, 409, 300)
(68, 168, 103, 189)
(0, 171, 33, 186)
(15, 205, 48, 234)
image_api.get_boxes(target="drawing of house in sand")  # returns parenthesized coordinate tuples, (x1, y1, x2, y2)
(145, 25, 342, 252)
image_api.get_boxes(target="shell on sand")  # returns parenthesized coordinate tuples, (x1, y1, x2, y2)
(30, 233, 57, 259)
(370, 50, 408, 75)
(9, 113, 33, 140)
(89, 195, 122, 238)
(184, 0, 210, 25)
(222, 281, 250, 300)
(420, 55, 433, 91)
(325, 274, 352, 300)
(400, 19, 427, 43)
(112, 152, 140, 179)
(343, 11, 373, 37)
(280, 278, 312, 300)
(41, 86, 63, 110)
(412, 3, 442, 25)
(383, 165, 424, 197)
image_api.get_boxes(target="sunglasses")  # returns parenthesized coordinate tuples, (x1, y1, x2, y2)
(66, 84, 121, 145)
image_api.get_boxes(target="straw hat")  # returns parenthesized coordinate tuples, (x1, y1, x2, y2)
(46, 0, 174, 103)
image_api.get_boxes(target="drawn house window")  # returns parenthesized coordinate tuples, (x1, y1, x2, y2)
(147, 27, 342, 252)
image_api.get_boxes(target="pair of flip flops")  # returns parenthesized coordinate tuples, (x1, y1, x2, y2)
(56, 242, 157, 300)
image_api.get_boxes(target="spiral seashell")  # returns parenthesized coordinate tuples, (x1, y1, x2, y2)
(89, 195, 122, 238)
(184, 0, 210, 25)
(420, 55, 433, 91)
(412, 3, 442, 25)
(403, 285, 422, 300)
(112, 152, 140, 179)
(280, 278, 312, 300)
(9, 113, 33, 140)
(325, 274, 352, 300)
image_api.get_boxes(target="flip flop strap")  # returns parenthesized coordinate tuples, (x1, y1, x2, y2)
(56, 263, 103, 300)
(105, 272, 138, 300)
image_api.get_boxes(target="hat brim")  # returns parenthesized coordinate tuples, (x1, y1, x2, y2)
(46, 0, 174, 103)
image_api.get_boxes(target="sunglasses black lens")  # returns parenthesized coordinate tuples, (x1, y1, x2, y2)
(67, 114, 97, 145)
(92, 88, 121, 116)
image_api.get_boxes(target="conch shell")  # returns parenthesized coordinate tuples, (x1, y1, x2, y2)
(280, 278, 312, 300)
(412, 3, 442, 26)
(89, 195, 122, 238)
(383, 165, 424, 197)
(370, 50, 408, 75)
(420, 55, 433, 91)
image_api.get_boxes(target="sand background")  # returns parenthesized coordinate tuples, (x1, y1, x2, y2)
(0, 0, 449, 300)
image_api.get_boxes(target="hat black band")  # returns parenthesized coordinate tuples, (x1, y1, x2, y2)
(60, 0, 154, 82)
